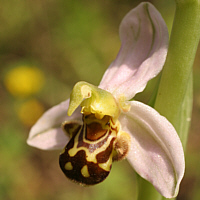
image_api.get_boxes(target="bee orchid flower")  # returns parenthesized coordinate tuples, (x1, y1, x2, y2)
(27, 2, 185, 198)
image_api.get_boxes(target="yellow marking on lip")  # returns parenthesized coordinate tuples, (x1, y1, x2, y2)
(98, 157, 112, 171)
(81, 165, 90, 177)
(65, 162, 73, 170)
(68, 126, 116, 163)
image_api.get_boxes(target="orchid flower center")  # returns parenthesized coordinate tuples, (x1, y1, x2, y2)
(59, 81, 131, 185)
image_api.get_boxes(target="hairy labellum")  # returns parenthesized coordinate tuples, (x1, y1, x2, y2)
(59, 114, 130, 185)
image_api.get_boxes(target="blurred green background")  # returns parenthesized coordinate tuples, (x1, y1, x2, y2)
(0, 0, 200, 200)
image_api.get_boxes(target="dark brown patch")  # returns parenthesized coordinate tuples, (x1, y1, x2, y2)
(59, 149, 110, 185)
(86, 122, 107, 141)
(96, 138, 116, 163)
(77, 128, 112, 153)
(62, 122, 82, 137)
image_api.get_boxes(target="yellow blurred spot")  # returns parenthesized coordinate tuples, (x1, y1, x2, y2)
(4, 66, 45, 97)
(17, 99, 45, 127)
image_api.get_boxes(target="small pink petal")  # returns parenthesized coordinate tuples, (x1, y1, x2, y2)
(99, 2, 169, 100)
(119, 101, 185, 198)
(27, 99, 82, 150)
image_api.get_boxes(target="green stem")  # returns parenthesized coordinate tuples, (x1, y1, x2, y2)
(154, 1, 200, 132)
(138, 1, 200, 200)
(161, 73, 193, 200)
(176, 72, 193, 150)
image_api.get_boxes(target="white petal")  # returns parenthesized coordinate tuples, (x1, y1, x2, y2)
(99, 2, 169, 100)
(119, 101, 185, 198)
(27, 99, 82, 150)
